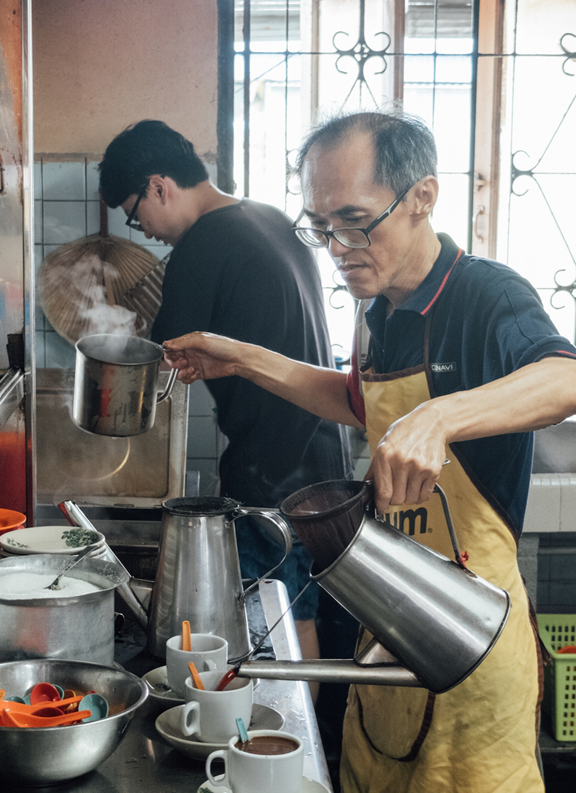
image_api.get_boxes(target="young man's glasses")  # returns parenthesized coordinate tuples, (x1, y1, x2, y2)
(291, 184, 412, 249)
(125, 181, 150, 232)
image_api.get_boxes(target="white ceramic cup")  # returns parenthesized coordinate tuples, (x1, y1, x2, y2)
(179, 667, 253, 744)
(205, 729, 304, 793)
(166, 633, 228, 699)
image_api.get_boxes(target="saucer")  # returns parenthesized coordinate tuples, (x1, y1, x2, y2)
(197, 775, 330, 793)
(144, 666, 259, 706)
(155, 703, 285, 761)
(143, 666, 183, 705)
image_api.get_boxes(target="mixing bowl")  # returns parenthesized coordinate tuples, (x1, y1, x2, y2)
(0, 658, 148, 785)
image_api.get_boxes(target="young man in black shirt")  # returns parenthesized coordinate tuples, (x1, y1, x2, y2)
(99, 120, 354, 676)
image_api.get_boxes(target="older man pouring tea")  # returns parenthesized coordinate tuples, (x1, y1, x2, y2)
(161, 110, 576, 793)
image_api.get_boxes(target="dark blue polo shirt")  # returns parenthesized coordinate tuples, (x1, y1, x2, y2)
(348, 233, 576, 538)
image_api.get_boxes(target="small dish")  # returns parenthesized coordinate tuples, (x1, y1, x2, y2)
(0, 525, 104, 555)
(155, 703, 284, 761)
(143, 666, 183, 705)
(197, 775, 330, 793)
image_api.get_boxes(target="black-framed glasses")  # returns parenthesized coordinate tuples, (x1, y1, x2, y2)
(291, 184, 412, 249)
(125, 181, 149, 232)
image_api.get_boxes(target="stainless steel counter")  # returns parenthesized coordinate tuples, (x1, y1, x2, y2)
(10, 580, 332, 793)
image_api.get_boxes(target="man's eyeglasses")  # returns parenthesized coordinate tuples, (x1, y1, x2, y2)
(125, 181, 149, 232)
(291, 184, 412, 249)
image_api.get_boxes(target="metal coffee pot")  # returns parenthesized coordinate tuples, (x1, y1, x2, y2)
(61, 498, 292, 662)
(236, 480, 511, 694)
(73, 333, 177, 437)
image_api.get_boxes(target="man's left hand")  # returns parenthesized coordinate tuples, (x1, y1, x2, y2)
(366, 401, 447, 516)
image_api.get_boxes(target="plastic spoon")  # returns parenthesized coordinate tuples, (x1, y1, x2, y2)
(29, 682, 61, 705)
(182, 620, 192, 651)
(44, 544, 93, 590)
(2, 708, 91, 728)
(0, 696, 82, 717)
(188, 661, 205, 690)
(79, 693, 109, 721)
(236, 717, 251, 745)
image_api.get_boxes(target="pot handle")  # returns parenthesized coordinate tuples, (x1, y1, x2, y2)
(157, 368, 178, 404)
(234, 508, 293, 601)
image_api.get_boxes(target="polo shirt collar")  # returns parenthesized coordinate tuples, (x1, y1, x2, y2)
(365, 233, 462, 322)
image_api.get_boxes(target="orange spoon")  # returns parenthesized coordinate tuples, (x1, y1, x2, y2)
(1, 708, 91, 728)
(182, 620, 192, 652)
(0, 696, 82, 715)
(188, 661, 205, 690)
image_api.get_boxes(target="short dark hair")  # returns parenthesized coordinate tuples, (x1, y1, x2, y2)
(295, 110, 438, 196)
(98, 120, 209, 207)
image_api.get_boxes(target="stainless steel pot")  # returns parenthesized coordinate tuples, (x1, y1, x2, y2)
(72, 333, 177, 437)
(0, 555, 129, 665)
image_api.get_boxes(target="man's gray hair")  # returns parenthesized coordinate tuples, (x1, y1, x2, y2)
(295, 109, 438, 196)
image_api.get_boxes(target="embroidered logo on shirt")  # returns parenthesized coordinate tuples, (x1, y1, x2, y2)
(431, 362, 457, 373)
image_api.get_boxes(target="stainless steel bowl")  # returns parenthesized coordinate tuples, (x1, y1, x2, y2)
(0, 658, 148, 786)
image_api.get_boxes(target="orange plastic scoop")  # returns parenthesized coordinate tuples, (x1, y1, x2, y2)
(182, 620, 192, 652)
(188, 661, 205, 690)
(1, 708, 91, 728)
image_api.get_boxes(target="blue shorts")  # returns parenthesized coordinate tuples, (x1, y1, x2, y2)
(234, 514, 319, 622)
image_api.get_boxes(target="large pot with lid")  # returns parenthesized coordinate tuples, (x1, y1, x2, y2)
(0, 555, 129, 665)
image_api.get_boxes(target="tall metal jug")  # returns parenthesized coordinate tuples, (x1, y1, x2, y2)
(281, 480, 511, 693)
(146, 497, 292, 660)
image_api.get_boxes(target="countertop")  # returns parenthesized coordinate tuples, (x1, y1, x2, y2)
(11, 579, 332, 793)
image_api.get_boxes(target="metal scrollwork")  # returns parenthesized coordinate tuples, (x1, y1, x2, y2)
(332, 0, 391, 107)
(560, 32, 576, 76)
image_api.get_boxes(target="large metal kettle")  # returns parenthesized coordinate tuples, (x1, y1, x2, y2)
(61, 498, 292, 661)
(236, 480, 511, 694)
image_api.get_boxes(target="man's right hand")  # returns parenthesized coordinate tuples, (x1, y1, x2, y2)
(162, 331, 247, 384)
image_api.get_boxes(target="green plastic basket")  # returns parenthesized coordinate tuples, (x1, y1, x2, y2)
(537, 614, 576, 741)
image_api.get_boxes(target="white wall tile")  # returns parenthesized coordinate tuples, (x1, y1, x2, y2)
(523, 475, 562, 533)
(86, 162, 101, 201)
(103, 205, 132, 239)
(45, 331, 76, 368)
(43, 202, 86, 244)
(42, 162, 86, 201)
(34, 200, 43, 243)
(35, 332, 46, 368)
(86, 201, 102, 236)
(35, 246, 45, 330)
(34, 163, 42, 199)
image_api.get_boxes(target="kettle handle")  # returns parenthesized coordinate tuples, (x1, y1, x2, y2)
(432, 484, 468, 569)
(234, 508, 293, 600)
(157, 368, 178, 404)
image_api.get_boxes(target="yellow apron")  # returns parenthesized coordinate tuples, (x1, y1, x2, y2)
(340, 361, 545, 793)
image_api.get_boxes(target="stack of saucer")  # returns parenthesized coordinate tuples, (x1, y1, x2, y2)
(0, 525, 106, 559)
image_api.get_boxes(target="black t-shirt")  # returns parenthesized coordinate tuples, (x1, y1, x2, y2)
(151, 198, 353, 506)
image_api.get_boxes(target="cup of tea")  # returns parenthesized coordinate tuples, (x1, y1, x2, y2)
(206, 729, 304, 793)
(166, 633, 228, 699)
(180, 667, 253, 744)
